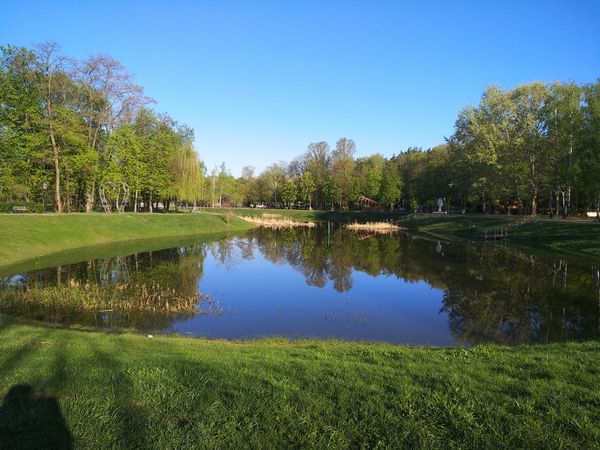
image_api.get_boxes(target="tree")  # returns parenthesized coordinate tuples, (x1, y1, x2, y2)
(304, 141, 331, 208)
(261, 162, 286, 206)
(581, 80, 600, 218)
(76, 54, 150, 211)
(352, 154, 385, 203)
(299, 172, 316, 210)
(323, 176, 337, 211)
(281, 180, 298, 209)
(35, 41, 73, 213)
(543, 82, 582, 217)
(0, 45, 46, 203)
(330, 138, 356, 208)
(380, 160, 401, 210)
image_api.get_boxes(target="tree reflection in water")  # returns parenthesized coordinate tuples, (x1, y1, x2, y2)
(0, 226, 598, 345)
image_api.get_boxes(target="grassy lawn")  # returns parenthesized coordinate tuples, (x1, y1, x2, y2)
(403, 215, 600, 259)
(0, 322, 598, 449)
(3, 211, 598, 269)
(0, 213, 253, 273)
(1, 211, 599, 449)
(237, 209, 600, 259)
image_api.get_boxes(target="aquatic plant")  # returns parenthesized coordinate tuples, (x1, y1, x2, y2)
(240, 216, 316, 229)
(345, 221, 400, 232)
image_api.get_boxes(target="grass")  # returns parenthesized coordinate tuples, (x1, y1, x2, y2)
(398, 215, 600, 259)
(3, 210, 598, 269)
(0, 213, 253, 273)
(237, 209, 600, 259)
(0, 322, 598, 449)
(235, 209, 600, 259)
(2, 210, 599, 448)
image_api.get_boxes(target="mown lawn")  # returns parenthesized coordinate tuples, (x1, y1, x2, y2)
(234, 208, 600, 258)
(0, 213, 253, 272)
(0, 323, 598, 449)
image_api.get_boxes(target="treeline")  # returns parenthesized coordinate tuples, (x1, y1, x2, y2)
(206, 139, 403, 210)
(210, 80, 600, 216)
(0, 42, 203, 212)
(2, 41, 599, 216)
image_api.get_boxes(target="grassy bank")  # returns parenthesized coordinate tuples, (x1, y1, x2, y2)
(398, 214, 600, 258)
(0, 323, 598, 449)
(0, 213, 253, 273)
(236, 208, 600, 258)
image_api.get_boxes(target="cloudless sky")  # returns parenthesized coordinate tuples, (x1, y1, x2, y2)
(2, 0, 599, 175)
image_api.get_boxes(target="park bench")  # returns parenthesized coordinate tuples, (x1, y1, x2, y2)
(11, 206, 28, 213)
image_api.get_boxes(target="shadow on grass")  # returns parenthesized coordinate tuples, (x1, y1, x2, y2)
(0, 384, 73, 450)
(0, 328, 51, 377)
(91, 344, 148, 449)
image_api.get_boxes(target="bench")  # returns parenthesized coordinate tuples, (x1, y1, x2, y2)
(11, 206, 28, 213)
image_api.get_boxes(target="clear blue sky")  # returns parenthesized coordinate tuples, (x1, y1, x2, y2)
(2, 1, 599, 175)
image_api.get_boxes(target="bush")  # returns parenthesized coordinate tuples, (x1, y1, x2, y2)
(0, 202, 45, 213)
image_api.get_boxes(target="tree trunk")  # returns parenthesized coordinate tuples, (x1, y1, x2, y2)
(50, 125, 63, 213)
(134, 191, 138, 213)
(531, 189, 538, 216)
(85, 181, 95, 212)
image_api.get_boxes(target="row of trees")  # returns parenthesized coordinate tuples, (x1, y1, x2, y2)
(207, 139, 403, 210)
(447, 82, 600, 216)
(210, 81, 600, 216)
(0, 43, 203, 212)
(2, 41, 599, 216)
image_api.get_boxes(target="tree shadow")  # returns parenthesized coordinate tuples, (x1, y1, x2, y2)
(0, 384, 73, 450)
(90, 344, 149, 449)
(0, 328, 52, 378)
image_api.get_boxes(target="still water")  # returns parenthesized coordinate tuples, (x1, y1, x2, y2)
(1, 226, 599, 346)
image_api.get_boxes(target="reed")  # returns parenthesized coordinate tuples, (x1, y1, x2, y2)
(0, 281, 208, 316)
(240, 216, 316, 229)
(345, 221, 400, 232)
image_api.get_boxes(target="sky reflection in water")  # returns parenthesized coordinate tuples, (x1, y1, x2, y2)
(1, 226, 598, 346)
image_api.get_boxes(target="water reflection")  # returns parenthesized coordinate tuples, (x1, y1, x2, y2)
(1, 226, 598, 346)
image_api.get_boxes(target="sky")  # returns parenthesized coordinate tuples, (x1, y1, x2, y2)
(1, 0, 599, 176)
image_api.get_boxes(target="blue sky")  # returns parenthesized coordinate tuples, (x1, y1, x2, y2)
(2, 1, 599, 175)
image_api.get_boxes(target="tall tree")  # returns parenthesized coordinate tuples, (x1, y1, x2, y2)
(299, 172, 316, 210)
(380, 159, 401, 210)
(330, 137, 356, 208)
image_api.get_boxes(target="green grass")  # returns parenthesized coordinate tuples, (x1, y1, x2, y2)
(0, 323, 598, 449)
(0, 213, 253, 273)
(233, 208, 600, 258)
(3, 211, 598, 271)
(406, 215, 600, 259)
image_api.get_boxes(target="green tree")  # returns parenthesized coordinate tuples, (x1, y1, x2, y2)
(380, 160, 401, 210)
(330, 138, 356, 208)
(281, 180, 298, 209)
(299, 172, 316, 210)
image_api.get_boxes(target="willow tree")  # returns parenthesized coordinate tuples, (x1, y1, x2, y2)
(172, 145, 204, 209)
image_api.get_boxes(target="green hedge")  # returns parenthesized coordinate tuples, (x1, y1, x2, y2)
(0, 202, 45, 213)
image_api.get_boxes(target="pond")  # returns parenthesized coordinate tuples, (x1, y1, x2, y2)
(1, 225, 599, 346)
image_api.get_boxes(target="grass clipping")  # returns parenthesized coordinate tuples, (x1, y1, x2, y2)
(241, 215, 315, 229)
(345, 221, 400, 233)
